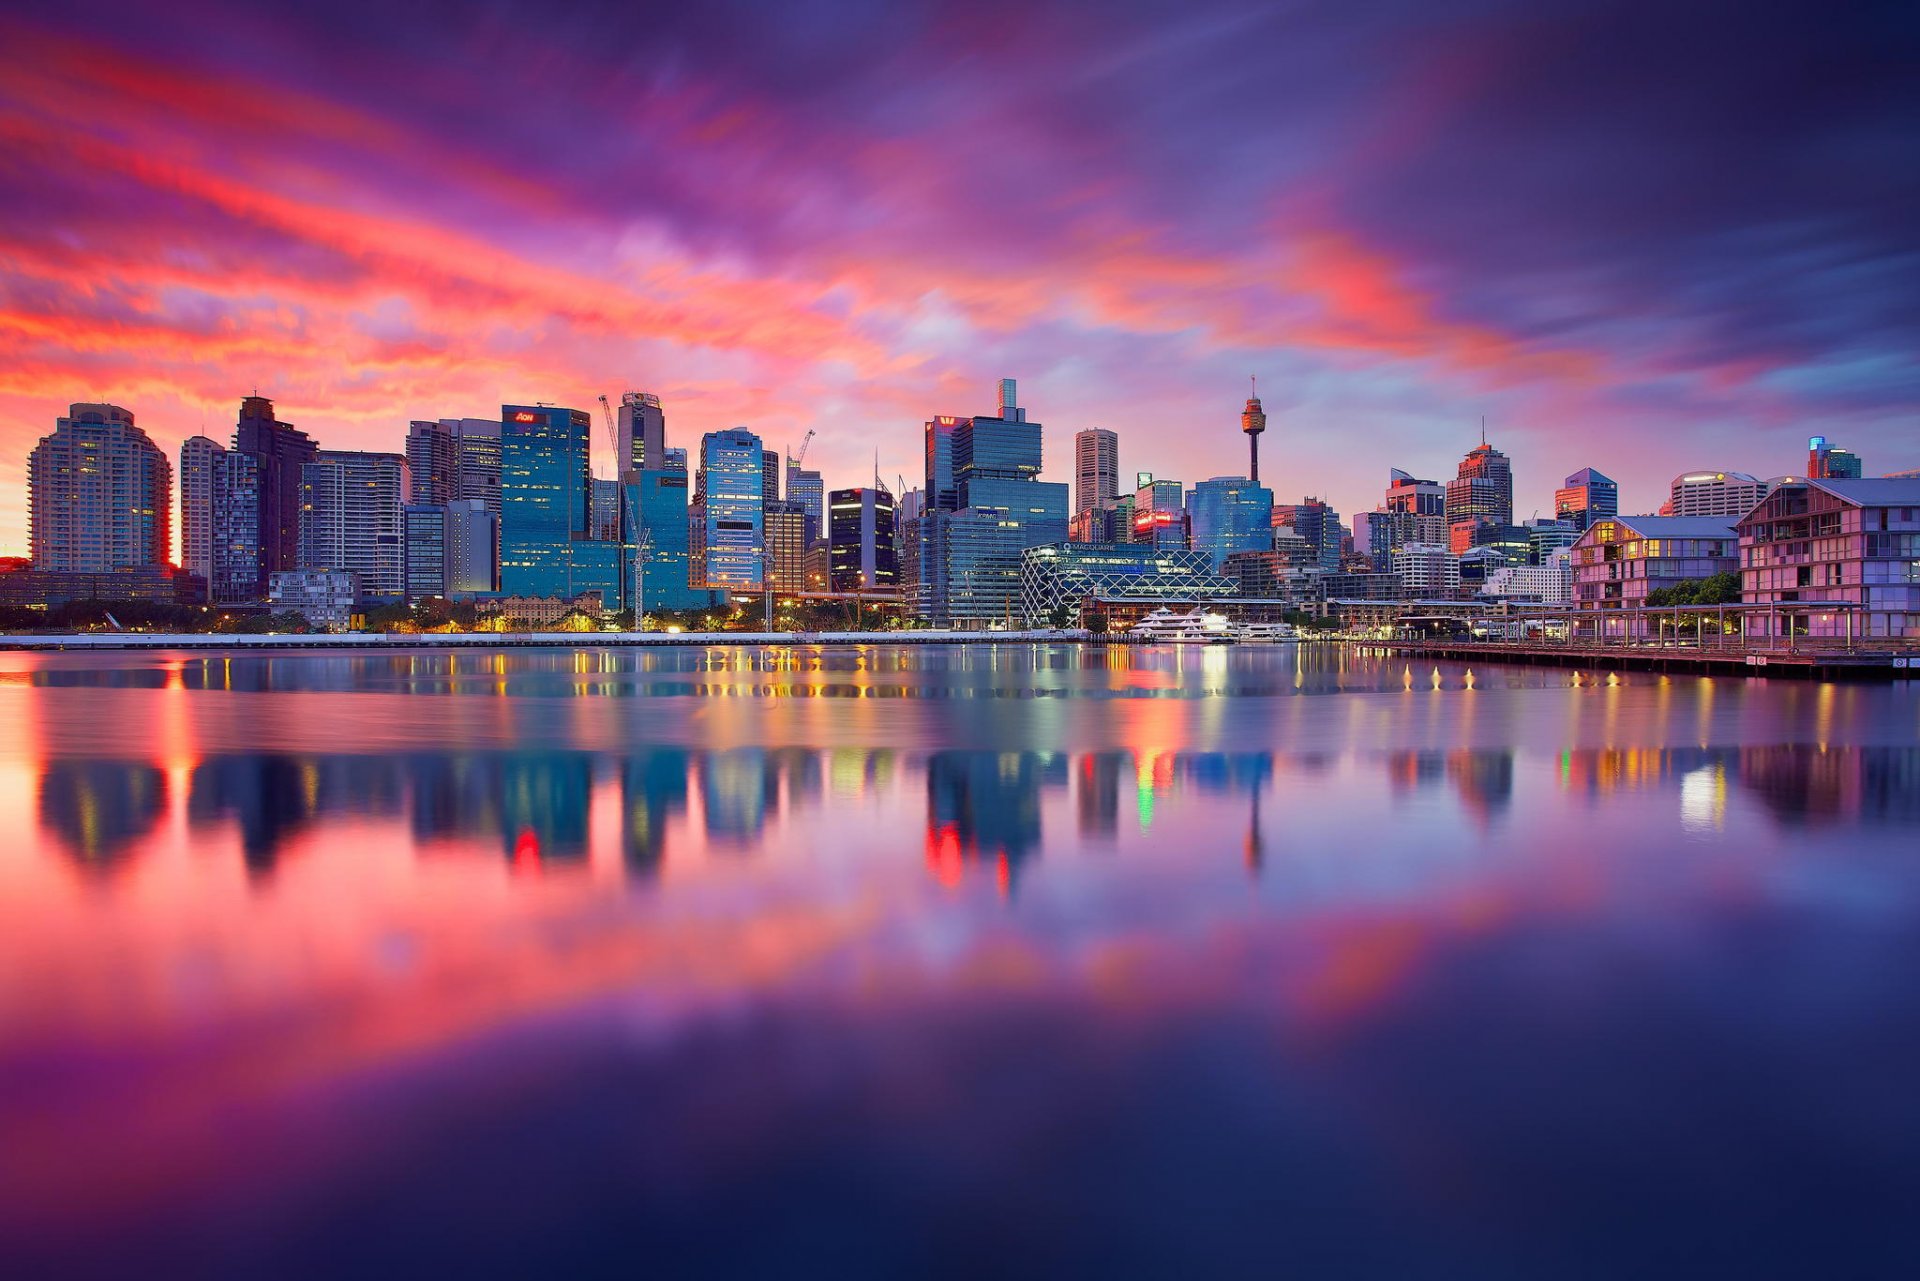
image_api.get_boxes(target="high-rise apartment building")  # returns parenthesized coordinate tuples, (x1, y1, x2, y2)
(829, 488, 897, 592)
(1074, 428, 1118, 516)
(699, 428, 765, 589)
(28, 403, 171, 573)
(179, 434, 224, 583)
(615, 392, 666, 479)
(1807, 435, 1864, 480)
(1666, 470, 1770, 518)
(1187, 476, 1272, 570)
(300, 450, 409, 599)
(1553, 467, 1618, 533)
(1274, 497, 1343, 572)
(406, 420, 459, 506)
(233, 395, 316, 594)
(1445, 441, 1513, 554)
(209, 451, 260, 604)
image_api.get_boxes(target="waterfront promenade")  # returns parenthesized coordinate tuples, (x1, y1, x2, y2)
(0, 628, 1088, 652)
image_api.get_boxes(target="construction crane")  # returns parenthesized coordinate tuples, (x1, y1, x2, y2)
(789, 427, 816, 469)
(597, 395, 619, 477)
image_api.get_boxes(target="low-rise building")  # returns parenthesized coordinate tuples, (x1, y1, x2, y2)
(1391, 543, 1461, 598)
(1737, 477, 1920, 639)
(1480, 551, 1573, 605)
(1018, 542, 1233, 624)
(1570, 516, 1738, 617)
(268, 569, 358, 631)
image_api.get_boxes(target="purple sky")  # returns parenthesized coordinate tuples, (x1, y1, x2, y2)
(1, 0, 1915, 551)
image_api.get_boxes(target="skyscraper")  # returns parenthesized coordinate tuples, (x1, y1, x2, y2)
(1666, 471, 1770, 518)
(829, 488, 898, 592)
(1241, 382, 1267, 484)
(233, 395, 315, 593)
(1274, 497, 1343, 572)
(1187, 476, 1274, 570)
(1130, 475, 1186, 548)
(405, 420, 458, 506)
(699, 428, 765, 589)
(761, 448, 782, 505)
(1445, 440, 1513, 554)
(1553, 467, 1618, 533)
(924, 415, 963, 512)
(785, 463, 824, 546)
(179, 435, 224, 583)
(1808, 435, 1864, 479)
(299, 450, 410, 599)
(615, 392, 666, 480)
(209, 451, 260, 604)
(500, 404, 592, 597)
(764, 500, 809, 594)
(441, 418, 503, 516)
(630, 469, 705, 612)
(1074, 427, 1118, 516)
(29, 403, 170, 572)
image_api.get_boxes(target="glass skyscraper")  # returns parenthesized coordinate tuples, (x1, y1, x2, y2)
(700, 428, 765, 590)
(501, 404, 592, 597)
(630, 469, 708, 612)
(1187, 476, 1274, 570)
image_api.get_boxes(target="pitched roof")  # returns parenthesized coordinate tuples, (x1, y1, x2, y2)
(1607, 515, 1739, 539)
(1808, 477, 1920, 505)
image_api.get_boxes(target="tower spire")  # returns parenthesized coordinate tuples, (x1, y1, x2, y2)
(1241, 378, 1267, 485)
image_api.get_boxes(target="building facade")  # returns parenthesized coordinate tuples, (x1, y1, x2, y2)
(615, 392, 666, 479)
(699, 428, 766, 589)
(1737, 478, 1920, 638)
(1187, 476, 1273, 570)
(765, 500, 809, 594)
(406, 420, 458, 506)
(1018, 542, 1234, 624)
(28, 403, 171, 573)
(179, 435, 223, 584)
(1808, 436, 1864, 480)
(269, 569, 359, 631)
(1554, 467, 1619, 533)
(1446, 441, 1513, 553)
(1570, 516, 1738, 614)
(828, 488, 898, 592)
(1666, 471, 1769, 519)
(1074, 427, 1119, 516)
(233, 396, 316, 595)
(299, 450, 409, 599)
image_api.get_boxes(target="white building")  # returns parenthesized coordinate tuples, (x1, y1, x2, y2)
(1666, 471, 1769, 519)
(1073, 427, 1119, 517)
(299, 450, 409, 599)
(269, 569, 359, 631)
(1480, 550, 1573, 605)
(1391, 543, 1460, 598)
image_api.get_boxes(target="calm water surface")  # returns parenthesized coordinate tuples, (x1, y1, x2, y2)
(2, 643, 1918, 1278)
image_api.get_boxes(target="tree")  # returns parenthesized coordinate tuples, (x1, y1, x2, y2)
(1084, 613, 1111, 636)
(1046, 603, 1077, 630)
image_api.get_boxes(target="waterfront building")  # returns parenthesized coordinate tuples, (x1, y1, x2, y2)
(1570, 516, 1738, 613)
(1018, 542, 1234, 625)
(1446, 441, 1513, 553)
(1808, 436, 1864, 480)
(500, 404, 633, 608)
(402, 504, 448, 602)
(1223, 549, 1307, 599)
(1187, 476, 1274, 570)
(1481, 552, 1573, 604)
(234, 396, 316, 594)
(630, 469, 707, 612)
(406, 420, 458, 506)
(1392, 543, 1461, 597)
(298, 450, 408, 600)
(180, 435, 223, 584)
(1554, 467, 1618, 533)
(829, 488, 897, 592)
(209, 451, 261, 604)
(402, 499, 496, 601)
(0, 563, 203, 609)
(699, 428, 766, 589)
(785, 464, 824, 545)
(1666, 470, 1769, 518)
(925, 415, 963, 512)
(433, 418, 503, 517)
(269, 569, 358, 630)
(765, 499, 809, 594)
(919, 508, 1021, 625)
(615, 392, 666, 479)
(1130, 475, 1187, 548)
(1074, 428, 1119, 516)
(29, 404, 171, 573)
(1737, 477, 1920, 638)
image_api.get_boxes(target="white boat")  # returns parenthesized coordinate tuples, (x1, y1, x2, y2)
(1129, 607, 1236, 644)
(1232, 621, 1299, 643)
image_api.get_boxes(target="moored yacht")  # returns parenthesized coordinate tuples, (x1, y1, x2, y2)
(1129, 607, 1236, 644)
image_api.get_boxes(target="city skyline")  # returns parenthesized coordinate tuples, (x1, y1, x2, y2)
(2, 0, 1915, 555)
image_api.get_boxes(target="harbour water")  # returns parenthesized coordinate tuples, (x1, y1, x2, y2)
(2, 644, 1917, 1277)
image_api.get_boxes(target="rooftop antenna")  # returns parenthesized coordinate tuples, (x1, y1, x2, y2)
(1480, 416, 1487, 447)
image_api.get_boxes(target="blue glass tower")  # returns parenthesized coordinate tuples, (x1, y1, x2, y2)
(500, 405, 591, 597)
(700, 428, 765, 589)
(1188, 476, 1274, 570)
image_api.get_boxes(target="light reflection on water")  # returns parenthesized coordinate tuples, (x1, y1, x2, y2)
(1, 644, 1917, 1278)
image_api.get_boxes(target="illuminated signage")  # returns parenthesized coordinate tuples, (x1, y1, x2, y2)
(508, 411, 540, 423)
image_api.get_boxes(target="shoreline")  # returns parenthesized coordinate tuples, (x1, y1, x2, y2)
(0, 629, 1105, 651)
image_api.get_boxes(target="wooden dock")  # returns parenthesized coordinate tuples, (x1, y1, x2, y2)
(1375, 639, 1920, 680)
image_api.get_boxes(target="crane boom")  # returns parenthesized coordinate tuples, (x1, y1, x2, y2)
(790, 427, 816, 469)
(597, 395, 618, 477)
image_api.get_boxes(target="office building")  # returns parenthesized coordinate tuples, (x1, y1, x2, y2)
(761, 449, 782, 505)
(402, 504, 449, 602)
(615, 392, 666, 479)
(1807, 436, 1864, 480)
(1187, 476, 1273, 570)
(765, 500, 809, 594)
(664, 447, 688, 474)
(28, 403, 170, 573)
(1273, 497, 1342, 572)
(1738, 477, 1920, 638)
(924, 415, 963, 511)
(299, 450, 409, 600)
(895, 489, 925, 601)
(591, 477, 626, 543)
(179, 435, 223, 584)
(786, 463, 824, 544)
(699, 428, 766, 589)
(1069, 505, 1122, 544)
(1130, 475, 1187, 548)
(828, 488, 897, 592)
(500, 403, 620, 601)
(630, 469, 706, 612)
(233, 395, 316, 594)
(406, 420, 458, 506)
(1554, 467, 1618, 533)
(1480, 552, 1573, 605)
(1074, 428, 1119, 516)
(1666, 471, 1770, 519)
(1525, 517, 1581, 563)
(1446, 440, 1513, 553)
(1570, 516, 1738, 614)
(1019, 542, 1233, 625)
